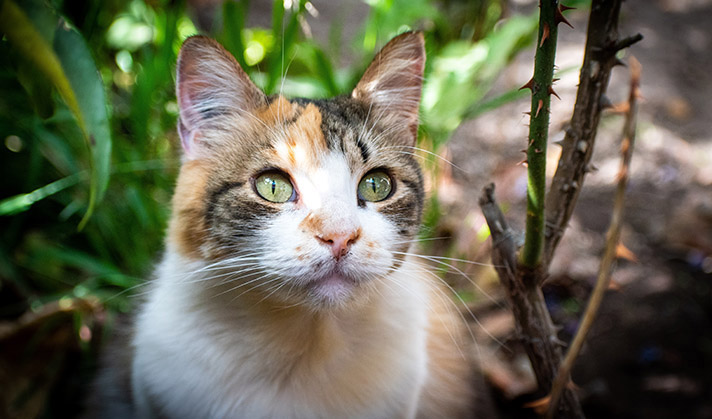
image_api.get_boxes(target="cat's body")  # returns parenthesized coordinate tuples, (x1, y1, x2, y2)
(86, 32, 480, 418)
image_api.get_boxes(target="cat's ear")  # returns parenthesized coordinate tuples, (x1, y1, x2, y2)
(176, 36, 267, 158)
(352, 31, 425, 145)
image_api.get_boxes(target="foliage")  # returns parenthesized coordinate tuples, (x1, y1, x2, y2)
(0, 0, 545, 324)
(0, 0, 111, 228)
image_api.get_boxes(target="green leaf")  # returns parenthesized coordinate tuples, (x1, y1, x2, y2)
(53, 20, 112, 229)
(0, 172, 84, 216)
(311, 46, 340, 96)
(0, 0, 112, 228)
(221, 0, 249, 70)
(421, 13, 538, 145)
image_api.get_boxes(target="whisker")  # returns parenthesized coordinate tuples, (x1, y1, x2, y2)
(391, 251, 501, 307)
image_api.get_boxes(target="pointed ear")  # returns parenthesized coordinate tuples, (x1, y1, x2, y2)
(176, 36, 267, 159)
(351, 31, 425, 145)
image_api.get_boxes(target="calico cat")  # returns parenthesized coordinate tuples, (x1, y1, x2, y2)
(86, 31, 481, 418)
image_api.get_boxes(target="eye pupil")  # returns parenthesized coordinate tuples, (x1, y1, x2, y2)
(358, 171, 392, 202)
(255, 172, 293, 203)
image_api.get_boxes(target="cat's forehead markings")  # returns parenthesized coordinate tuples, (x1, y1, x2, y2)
(257, 96, 298, 123)
(271, 102, 328, 168)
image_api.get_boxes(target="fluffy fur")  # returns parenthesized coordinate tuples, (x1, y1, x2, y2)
(85, 32, 480, 418)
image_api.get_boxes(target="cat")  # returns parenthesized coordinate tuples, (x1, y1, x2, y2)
(85, 31, 483, 419)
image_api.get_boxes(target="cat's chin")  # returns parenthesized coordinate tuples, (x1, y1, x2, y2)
(306, 273, 357, 306)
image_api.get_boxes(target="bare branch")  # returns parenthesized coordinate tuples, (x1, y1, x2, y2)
(479, 185, 584, 418)
(546, 57, 641, 418)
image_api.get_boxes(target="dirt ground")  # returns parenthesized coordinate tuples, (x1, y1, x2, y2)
(439, 0, 712, 417)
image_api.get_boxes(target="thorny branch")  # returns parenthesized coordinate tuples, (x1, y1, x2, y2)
(480, 185, 584, 419)
(520, 0, 562, 269)
(478, 0, 643, 417)
(544, 0, 643, 265)
(545, 57, 642, 418)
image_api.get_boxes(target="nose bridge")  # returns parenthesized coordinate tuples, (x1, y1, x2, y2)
(307, 199, 361, 259)
(313, 198, 359, 236)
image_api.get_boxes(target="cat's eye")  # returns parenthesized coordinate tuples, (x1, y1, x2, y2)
(255, 172, 294, 203)
(358, 171, 392, 202)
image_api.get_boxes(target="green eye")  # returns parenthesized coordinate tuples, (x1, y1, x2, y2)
(358, 171, 392, 202)
(255, 172, 294, 203)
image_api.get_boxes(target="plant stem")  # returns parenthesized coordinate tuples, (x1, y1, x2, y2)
(522, 0, 560, 269)
(546, 57, 641, 418)
(544, 0, 642, 264)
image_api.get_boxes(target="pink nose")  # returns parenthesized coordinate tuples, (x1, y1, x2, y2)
(316, 229, 361, 259)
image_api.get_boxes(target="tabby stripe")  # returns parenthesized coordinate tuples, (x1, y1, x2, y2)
(206, 181, 243, 222)
(356, 137, 370, 163)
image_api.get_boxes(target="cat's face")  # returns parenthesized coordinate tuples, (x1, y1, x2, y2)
(169, 33, 425, 308)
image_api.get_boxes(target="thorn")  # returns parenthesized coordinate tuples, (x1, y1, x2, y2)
(609, 102, 630, 114)
(552, 77, 560, 83)
(613, 58, 627, 67)
(613, 33, 644, 53)
(523, 111, 532, 116)
(600, 95, 614, 110)
(518, 159, 529, 167)
(576, 140, 588, 153)
(616, 242, 639, 263)
(535, 99, 544, 117)
(535, 148, 542, 153)
(540, 23, 550, 47)
(555, 7, 574, 28)
(564, 124, 575, 137)
(548, 86, 561, 100)
(551, 335, 568, 347)
(584, 163, 598, 173)
(560, 4, 576, 12)
(528, 138, 535, 146)
(553, 139, 565, 147)
(608, 279, 622, 291)
(621, 137, 631, 154)
(520, 149, 528, 154)
(519, 78, 535, 91)
(524, 395, 550, 415)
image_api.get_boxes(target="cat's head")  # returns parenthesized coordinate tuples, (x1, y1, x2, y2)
(170, 32, 425, 309)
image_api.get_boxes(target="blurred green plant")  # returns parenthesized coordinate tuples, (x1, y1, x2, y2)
(0, 0, 111, 228)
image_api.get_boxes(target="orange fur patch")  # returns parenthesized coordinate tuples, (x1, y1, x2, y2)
(256, 96, 296, 124)
(299, 212, 324, 236)
(267, 101, 327, 170)
(168, 160, 211, 259)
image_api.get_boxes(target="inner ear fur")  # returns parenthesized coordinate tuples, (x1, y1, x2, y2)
(176, 35, 267, 158)
(352, 31, 426, 144)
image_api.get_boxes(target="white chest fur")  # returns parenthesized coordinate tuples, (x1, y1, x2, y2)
(131, 252, 431, 419)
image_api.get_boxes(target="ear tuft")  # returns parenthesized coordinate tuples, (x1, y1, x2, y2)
(352, 32, 425, 144)
(176, 36, 266, 158)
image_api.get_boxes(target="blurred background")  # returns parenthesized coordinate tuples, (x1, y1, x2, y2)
(1, 0, 711, 417)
